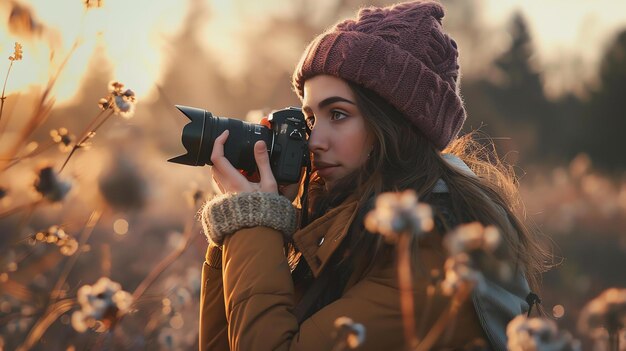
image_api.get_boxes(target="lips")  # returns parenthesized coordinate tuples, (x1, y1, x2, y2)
(313, 161, 338, 171)
(313, 161, 339, 177)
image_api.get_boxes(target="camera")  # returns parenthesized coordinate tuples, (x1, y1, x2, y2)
(168, 105, 309, 184)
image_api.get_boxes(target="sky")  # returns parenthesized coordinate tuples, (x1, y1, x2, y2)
(1, 0, 625, 104)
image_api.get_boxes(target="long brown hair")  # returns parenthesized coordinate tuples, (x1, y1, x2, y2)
(302, 80, 550, 292)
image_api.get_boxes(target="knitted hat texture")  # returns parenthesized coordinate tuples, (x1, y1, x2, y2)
(292, 1, 465, 150)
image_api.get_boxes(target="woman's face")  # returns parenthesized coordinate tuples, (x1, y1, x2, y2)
(302, 75, 373, 189)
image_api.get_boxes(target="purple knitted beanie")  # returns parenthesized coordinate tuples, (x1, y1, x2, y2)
(292, 1, 465, 150)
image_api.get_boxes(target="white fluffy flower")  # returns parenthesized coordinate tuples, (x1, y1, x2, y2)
(507, 315, 581, 351)
(98, 81, 137, 118)
(440, 253, 485, 295)
(443, 222, 501, 255)
(333, 316, 366, 350)
(33, 166, 72, 202)
(71, 277, 133, 332)
(441, 222, 512, 295)
(364, 190, 433, 243)
(578, 288, 626, 338)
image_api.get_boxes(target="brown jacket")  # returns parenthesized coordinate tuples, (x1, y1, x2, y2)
(199, 195, 488, 350)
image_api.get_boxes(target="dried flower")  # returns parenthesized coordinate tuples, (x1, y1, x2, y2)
(32, 226, 79, 256)
(98, 81, 137, 118)
(59, 238, 79, 256)
(98, 97, 111, 110)
(71, 277, 133, 333)
(158, 327, 181, 350)
(332, 316, 366, 350)
(84, 0, 104, 9)
(9, 42, 23, 61)
(8, 4, 43, 38)
(578, 288, 626, 338)
(440, 222, 512, 295)
(364, 190, 433, 243)
(108, 81, 124, 92)
(507, 315, 581, 351)
(440, 253, 485, 295)
(34, 225, 67, 243)
(98, 155, 148, 211)
(50, 128, 75, 152)
(443, 222, 501, 255)
(33, 166, 72, 202)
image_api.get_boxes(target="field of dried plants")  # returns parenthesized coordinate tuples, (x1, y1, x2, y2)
(0, 1, 625, 351)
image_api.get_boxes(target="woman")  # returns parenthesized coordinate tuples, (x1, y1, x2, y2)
(199, 1, 548, 350)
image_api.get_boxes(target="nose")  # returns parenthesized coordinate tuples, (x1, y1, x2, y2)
(307, 122, 328, 154)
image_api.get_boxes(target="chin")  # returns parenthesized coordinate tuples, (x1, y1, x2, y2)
(323, 182, 334, 192)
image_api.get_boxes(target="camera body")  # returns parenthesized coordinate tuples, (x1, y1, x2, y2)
(266, 107, 309, 184)
(168, 105, 309, 185)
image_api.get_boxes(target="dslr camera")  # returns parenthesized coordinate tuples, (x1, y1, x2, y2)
(168, 105, 309, 184)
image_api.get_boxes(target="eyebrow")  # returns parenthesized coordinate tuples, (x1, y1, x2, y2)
(302, 96, 355, 114)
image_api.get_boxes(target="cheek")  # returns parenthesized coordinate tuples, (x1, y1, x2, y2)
(335, 126, 370, 167)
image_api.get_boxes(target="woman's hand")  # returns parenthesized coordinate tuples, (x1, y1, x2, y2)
(210, 130, 278, 194)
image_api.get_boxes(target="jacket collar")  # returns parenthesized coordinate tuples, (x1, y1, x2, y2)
(293, 195, 360, 278)
(292, 153, 474, 278)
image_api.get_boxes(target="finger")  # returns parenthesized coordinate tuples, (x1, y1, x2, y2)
(210, 130, 248, 185)
(253, 141, 277, 192)
(211, 171, 225, 194)
(210, 130, 229, 167)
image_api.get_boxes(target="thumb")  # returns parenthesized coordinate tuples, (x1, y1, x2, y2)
(254, 141, 277, 191)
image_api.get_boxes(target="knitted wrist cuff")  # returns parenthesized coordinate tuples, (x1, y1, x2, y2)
(200, 192, 297, 246)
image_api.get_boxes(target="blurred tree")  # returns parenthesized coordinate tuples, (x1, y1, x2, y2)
(485, 12, 558, 163)
(151, 0, 234, 153)
(577, 29, 626, 172)
(463, 12, 564, 164)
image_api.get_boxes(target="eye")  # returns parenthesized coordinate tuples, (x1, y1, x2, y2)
(330, 110, 348, 121)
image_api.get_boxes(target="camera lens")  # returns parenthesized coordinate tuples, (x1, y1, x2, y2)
(168, 105, 272, 173)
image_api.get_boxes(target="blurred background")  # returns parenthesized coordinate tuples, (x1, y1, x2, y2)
(0, 0, 625, 349)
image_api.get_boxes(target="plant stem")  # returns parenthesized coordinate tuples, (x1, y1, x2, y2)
(15, 210, 103, 350)
(50, 209, 103, 300)
(131, 219, 196, 304)
(397, 233, 418, 350)
(608, 326, 620, 351)
(0, 41, 79, 170)
(16, 299, 75, 351)
(2, 141, 55, 171)
(417, 283, 436, 340)
(58, 109, 113, 174)
(0, 60, 15, 127)
(0, 199, 43, 220)
(415, 283, 472, 351)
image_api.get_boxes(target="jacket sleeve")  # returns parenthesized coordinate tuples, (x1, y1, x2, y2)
(199, 245, 229, 351)
(221, 226, 486, 351)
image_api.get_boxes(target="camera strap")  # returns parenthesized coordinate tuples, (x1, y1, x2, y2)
(294, 266, 331, 324)
(298, 162, 312, 228)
